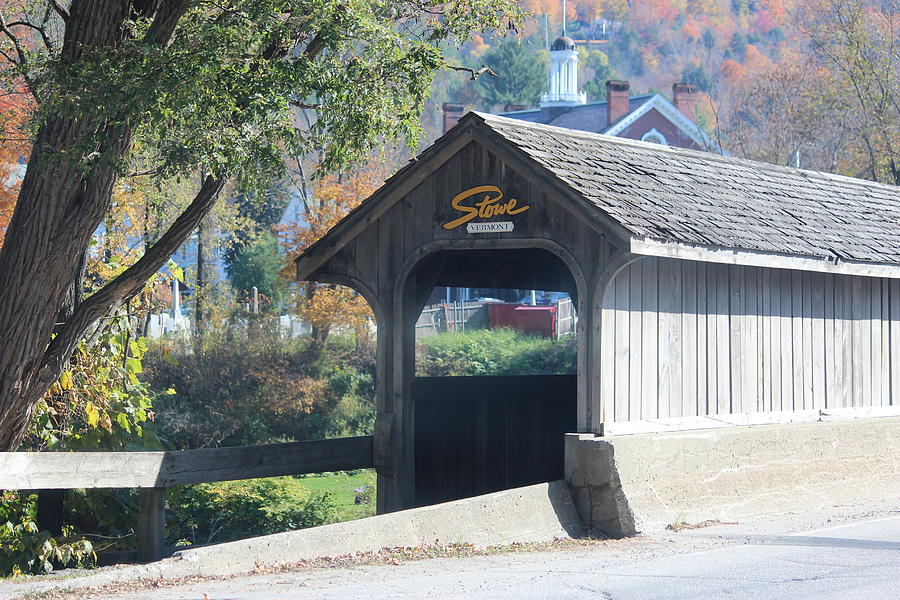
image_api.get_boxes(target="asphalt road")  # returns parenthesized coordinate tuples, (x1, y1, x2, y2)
(78, 505, 900, 600)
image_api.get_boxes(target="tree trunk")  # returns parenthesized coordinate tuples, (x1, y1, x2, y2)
(0, 0, 218, 450)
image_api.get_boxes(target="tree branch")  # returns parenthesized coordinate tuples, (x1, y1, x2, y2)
(8, 20, 54, 52)
(144, 0, 190, 45)
(303, 33, 325, 59)
(0, 14, 40, 101)
(446, 64, 497, 81)
(289, 100, 320, 110)
(48, 0, 69, 23)
(38, 175, 227, 386)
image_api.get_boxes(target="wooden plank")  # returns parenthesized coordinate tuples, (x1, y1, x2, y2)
(801, 271, 814, 410)
(791, 271, 804, 410)
(768, 270, 781, 411)
(892, 279, 900, 406)
(641, 258, 660, 419)
(0, 437, 374, 490)
(871, 278, 884, 407)
(881, 278, 891, 407)
(759, 269, 770, 411)
(628, 260, 643, 421)
(851, 276, 865, 407)
(841, 275, 855, 408)
(824, 274, 835, 409)
(716, 264, 731, 414)
(730, 265, 745, 414)
(659, 259, 682, 418)
(811, 272, 826, 410)
(600, 282, 617, 421)
(410, 174, 434, 253)
(779, 269, 793, 411)
(696, 262, 709, 415)
(36, 490, 65, 535)
(137, 488, 165, 562)
(682, 261, 698, 417)
(614, 271, 631, 421)
(743, 267, 760, 412)
(704, 263, 717, 416)
(162, 437, 376, 488)
(861, 277, 874, 406)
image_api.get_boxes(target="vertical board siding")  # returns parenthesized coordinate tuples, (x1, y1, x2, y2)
(640, 258, 659, 419)
(599, 257, 900, 422)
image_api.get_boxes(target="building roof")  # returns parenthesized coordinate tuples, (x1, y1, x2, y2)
(477, 112, 900, 268)
(550, 35, 576, 51)
(296, 111, 900, 281)
(497, 95, 653, 134)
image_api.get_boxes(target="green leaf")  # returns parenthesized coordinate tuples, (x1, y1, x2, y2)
(58, 371, 73, 390)
(84, 402, 100, 428)
(116, 413, 131, 433)
(126, 357, 143, 375)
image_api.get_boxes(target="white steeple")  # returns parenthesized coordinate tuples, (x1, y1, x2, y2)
(541, 0, 586, 107)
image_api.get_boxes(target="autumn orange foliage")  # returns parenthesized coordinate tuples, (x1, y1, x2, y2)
(0, 86, 32, 248)
(278, 165, 392, 341)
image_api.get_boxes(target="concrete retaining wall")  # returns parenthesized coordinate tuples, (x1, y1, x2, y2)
(566, 416, 900, 536)
(170, 479, 582, 577)
(4, 481, 582, 596)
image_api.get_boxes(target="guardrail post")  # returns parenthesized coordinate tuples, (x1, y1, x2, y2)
(36, 489, 65, 535)
(137, 487, 165, 562)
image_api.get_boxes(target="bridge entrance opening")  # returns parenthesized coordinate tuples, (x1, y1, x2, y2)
(404, 248, 579, 507)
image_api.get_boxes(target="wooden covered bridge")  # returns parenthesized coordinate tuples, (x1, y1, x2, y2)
(296, 112, 900, 514)
(4, 112, 898, 561)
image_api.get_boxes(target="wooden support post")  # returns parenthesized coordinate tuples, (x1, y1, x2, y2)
(36, 489, 65, 535)
(137, 487, 165, 562)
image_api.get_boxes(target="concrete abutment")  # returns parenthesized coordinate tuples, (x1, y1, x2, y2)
(564, 416, 900, 536)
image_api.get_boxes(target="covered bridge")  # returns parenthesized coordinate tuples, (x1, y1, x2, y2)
(295, 112, 900, 514)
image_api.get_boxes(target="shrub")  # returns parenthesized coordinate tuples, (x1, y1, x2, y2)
(0, 492, 95, 577)
(165, 477, 336, 545)
(416, 329, 576, 377)
(144, 324, 376, 447)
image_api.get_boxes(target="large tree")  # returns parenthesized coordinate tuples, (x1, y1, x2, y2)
(0, 0, 520, 449)
(477, 38, 547, 109)
(800, 0, 900, 185)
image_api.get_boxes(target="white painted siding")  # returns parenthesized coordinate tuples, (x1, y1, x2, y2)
(600, 257, 900, 421)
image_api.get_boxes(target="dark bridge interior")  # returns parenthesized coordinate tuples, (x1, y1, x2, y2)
(411, 248, 578, 306)
(410, 247, 578, 507)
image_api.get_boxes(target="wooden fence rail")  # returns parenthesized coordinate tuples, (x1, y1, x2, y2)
(0, 436, 374, 562)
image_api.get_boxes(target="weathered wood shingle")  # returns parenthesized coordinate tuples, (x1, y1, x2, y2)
(477, 112, 900, 265)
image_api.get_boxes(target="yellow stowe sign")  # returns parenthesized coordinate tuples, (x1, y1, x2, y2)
(442, 185, 530, 230)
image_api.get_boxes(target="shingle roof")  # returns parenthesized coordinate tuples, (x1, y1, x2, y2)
(496, 96, 653, 134)
(476, 112, 900, 266)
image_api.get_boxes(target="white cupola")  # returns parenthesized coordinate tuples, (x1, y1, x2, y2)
(541, 36, 586, 106)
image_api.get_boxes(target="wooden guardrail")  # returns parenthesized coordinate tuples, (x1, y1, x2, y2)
(0, 436, 374, 562)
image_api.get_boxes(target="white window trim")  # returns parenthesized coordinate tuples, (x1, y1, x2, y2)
(640, 127, 668, 146)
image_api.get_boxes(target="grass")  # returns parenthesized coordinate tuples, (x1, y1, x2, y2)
(296, 469, 377, 522)
(416, 328, 576, 377)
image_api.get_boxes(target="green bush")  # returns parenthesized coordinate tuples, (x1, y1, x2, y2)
(416, 329, 576, 377)
(0, 492, 95, 577)
(166, 477, 336, 545)
(144, 323, 376, 448)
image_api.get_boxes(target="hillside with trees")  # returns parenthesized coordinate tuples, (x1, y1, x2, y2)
(427, 0, 899, 184)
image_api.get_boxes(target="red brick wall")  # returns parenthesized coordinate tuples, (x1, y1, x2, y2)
(617, 108, 703, 150)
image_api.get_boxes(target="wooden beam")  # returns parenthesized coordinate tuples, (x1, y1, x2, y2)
(0, 437, 374, 490)
(630, 237, 900, 280)
(137, 487, 165, 562)
(36, 489, 66, 535)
